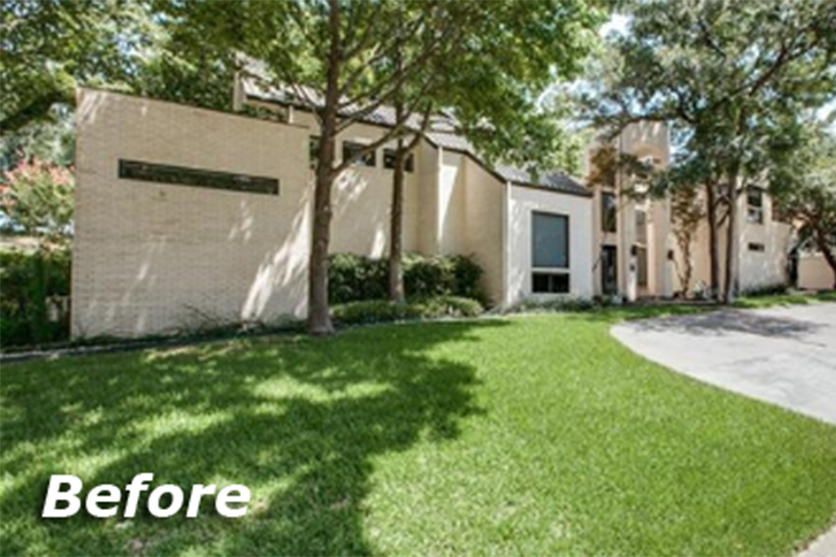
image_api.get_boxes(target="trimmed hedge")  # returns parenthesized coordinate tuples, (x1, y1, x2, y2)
(329, 253, 485, 304)
(331, 296, 484, 326)
(0, 249, 71, 347)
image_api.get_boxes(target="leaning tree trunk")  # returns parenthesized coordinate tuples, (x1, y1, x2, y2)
(389, 136, 406, 303)
(705, 182, 720, 300)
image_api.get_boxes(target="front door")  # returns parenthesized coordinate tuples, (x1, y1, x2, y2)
(602, 245, 618, 295)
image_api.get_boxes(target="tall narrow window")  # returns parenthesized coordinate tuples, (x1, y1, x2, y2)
(531, 212, 570, 293)
(601, 192, 617, 233)
(634, 209, 648, 288)
(309, 136, 320, 170)
(747, 188, 764, 224)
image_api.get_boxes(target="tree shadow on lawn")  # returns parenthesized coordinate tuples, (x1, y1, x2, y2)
(0, 320, 504, 556)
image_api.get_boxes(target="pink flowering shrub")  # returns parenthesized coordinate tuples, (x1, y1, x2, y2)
(0, 158, 74, 248)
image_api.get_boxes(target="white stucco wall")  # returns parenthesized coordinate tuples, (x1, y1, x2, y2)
(462, 158, 505, 305)
(735, 193, 792, 292)
(686, 189, 791, 294)
(437, 149, 467, 255)
(290, 111, 423, 256)
(506, 185, 594, 305)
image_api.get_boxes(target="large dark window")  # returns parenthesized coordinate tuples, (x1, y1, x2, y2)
(532, 212, 569, 268)
(383, 149, 414, 172)
(343, 141, 376, 167)
(747, 188, 764, 224)
(601, 192, 617, 233)
(531, 212, 570, 294)
(118, 160, 279, 196)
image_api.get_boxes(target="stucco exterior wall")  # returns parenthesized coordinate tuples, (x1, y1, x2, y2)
(507, 185, 594, 305)
(462, 158, 505, 305)
(73, 89, 311, 338)
(290, 111, 423, 256)
(586, 121, 673, 299)
(798, 253, 835, 290)
(685, 190, 791, 294)
(735, 193, 792, 292)
(437, 150, 467, 255)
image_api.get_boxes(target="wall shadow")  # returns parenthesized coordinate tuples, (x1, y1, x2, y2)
(0, 320, 503, 556)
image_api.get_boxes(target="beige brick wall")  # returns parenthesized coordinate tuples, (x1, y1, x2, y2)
(73, 88, 597, 338)
(73, 89, 311, 338)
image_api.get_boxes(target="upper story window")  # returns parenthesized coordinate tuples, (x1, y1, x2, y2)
(531, 212, 570, 294)
(383, 149, 414, 172)
(601, 192, 617, 233)
(635, 208, 648, 245)
(343, 141, 376, 167)
(747, 188, 764, 224)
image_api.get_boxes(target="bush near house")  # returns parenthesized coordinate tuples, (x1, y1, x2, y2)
(0, 249, 71, 347)
(328, 253, 486, 304)
(332, 296, 484, 326)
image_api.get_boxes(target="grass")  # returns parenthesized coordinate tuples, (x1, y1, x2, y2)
(733, 290, 836, 309)
(2, 309, 836, 556)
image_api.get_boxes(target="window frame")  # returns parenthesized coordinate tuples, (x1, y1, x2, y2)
(747, 187, 764, 225)
(601, 191, 618, 233)
(342, 140, 377, 167)
(530, 211, 571, 294)
(309, 135, 320, 170)
(383, 149, 415, 172)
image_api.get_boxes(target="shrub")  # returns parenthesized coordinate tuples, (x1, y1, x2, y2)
(740, 283, 790, 297)
(0, 249, 71, 348)
(329, 253, 485, 304)
(328, 253, 389, 304)
(509, 296, 598, 314)
(331, 296, 484, 326)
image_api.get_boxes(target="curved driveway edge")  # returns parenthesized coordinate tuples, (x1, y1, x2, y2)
(611, 303, 836, 426)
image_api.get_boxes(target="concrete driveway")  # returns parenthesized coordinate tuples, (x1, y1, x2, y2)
(611, 303, 836, 426)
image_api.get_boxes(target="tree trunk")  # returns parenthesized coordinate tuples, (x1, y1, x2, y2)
(306, 0, 341, 336)
(813, 223, 836, 290)
(389, 35, 406, 304)
(389, 136, 406, 303)
(308, 142, 336, 335)
(705, 182, 720, 300)
(723, 177, 739, 304)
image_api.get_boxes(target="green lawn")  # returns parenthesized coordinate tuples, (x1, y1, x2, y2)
(733, 290, 836, 308)
(2, 310, 836, 556)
